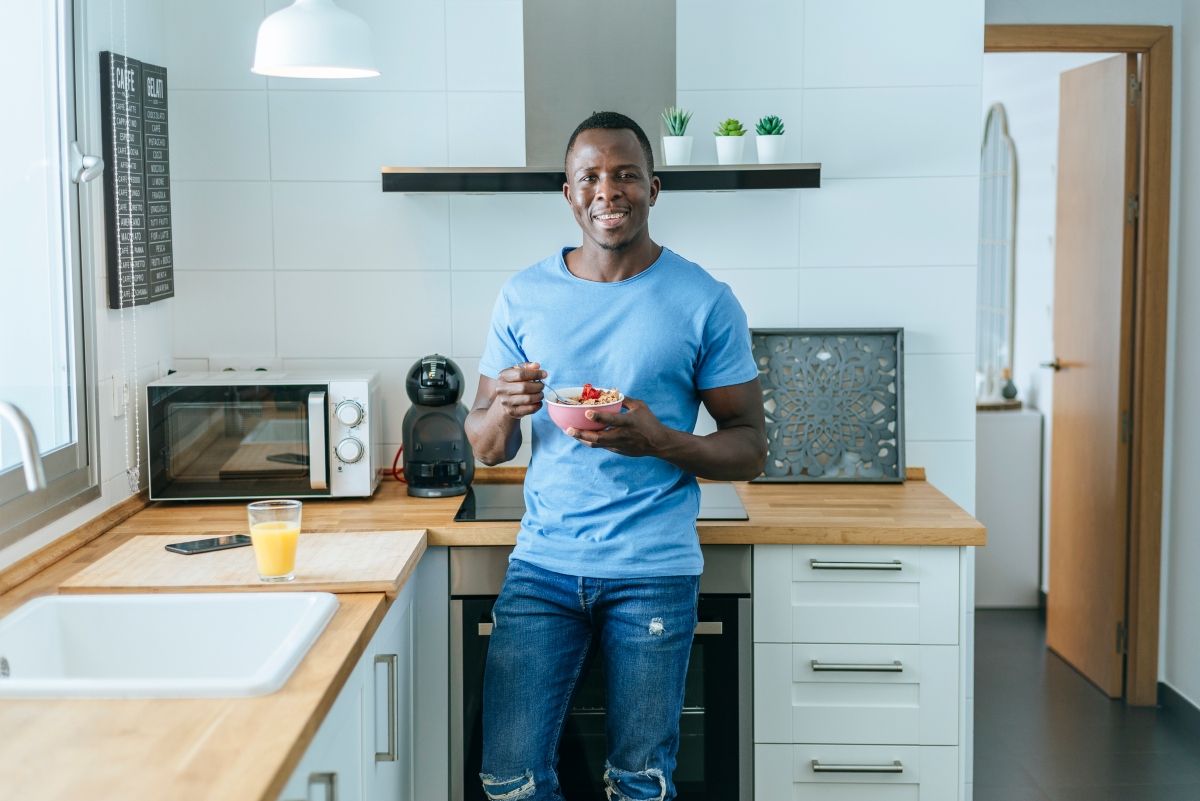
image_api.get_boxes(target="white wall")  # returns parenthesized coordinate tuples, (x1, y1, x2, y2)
(980, 51, 1116, 594)
(986, 0, 1200, 704)
(166, 0, 985, 515)
(0, 0, 176, 571)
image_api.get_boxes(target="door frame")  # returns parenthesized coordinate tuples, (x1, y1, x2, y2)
(985, 25, 1172, 706)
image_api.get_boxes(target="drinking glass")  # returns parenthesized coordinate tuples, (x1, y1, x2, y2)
(247, 499, 302, 582)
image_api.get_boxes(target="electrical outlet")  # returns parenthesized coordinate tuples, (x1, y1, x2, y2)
(112, 376, 128, 418)
(208, 357, 283, 373)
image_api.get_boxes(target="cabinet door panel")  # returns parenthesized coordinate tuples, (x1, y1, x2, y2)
(366, 580, 416, 801)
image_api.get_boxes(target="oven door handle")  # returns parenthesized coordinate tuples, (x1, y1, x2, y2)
(308, 391, 328, 490)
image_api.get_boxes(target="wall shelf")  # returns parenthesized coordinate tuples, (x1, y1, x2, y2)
(380, 163, 821, 193)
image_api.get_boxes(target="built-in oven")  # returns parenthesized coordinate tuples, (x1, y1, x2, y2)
(450, 545, 752, 801)
(145, 371, 381, 500)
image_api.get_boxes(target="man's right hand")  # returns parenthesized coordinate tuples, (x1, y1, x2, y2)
(493, 362, 546, 419)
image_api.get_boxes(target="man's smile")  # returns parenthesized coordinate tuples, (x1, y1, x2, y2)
(593, 209, 630, 227)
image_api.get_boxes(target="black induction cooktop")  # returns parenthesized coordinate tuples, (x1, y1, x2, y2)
(453, 482, 749, 522)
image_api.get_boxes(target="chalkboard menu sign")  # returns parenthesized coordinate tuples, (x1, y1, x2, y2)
(100, 52, 174, 308)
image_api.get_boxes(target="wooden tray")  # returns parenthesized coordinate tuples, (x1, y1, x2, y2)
(59, 530, 426, 598)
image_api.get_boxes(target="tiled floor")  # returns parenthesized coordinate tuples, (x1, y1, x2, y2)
(975, 610, 1200, 801)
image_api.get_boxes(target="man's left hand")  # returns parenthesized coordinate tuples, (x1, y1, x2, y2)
(566, 396, 673, 457)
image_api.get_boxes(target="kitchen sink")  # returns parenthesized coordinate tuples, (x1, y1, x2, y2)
(0, 592, 338, 698)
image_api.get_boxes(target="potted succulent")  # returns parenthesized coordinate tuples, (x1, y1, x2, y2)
(755, 115, 786, 164)
(661, 106, 694, 166)
(714, 118, 746, 165)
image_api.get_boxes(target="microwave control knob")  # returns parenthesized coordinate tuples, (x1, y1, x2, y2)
(336, 437, 364, 464)
(334, 400, 364, 427)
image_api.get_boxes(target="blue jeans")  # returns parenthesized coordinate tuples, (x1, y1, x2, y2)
(480, 558, 700, 801)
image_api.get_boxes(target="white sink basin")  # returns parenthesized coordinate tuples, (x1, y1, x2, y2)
(0, 592, 338, 698)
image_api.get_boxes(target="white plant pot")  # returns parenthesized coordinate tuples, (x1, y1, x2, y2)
(662, 136, 693, 166)
(715, 135, 745, 165)
(756, 134, 786, 164)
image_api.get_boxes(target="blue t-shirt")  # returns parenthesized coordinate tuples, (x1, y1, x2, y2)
(478, 247, 758, 578)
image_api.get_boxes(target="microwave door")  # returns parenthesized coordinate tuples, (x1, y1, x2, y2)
(308, 391, 328, 490)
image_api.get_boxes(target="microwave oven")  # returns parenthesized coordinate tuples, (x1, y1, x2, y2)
(146, 371, 382, 501)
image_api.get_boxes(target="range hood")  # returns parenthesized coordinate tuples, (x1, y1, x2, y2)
(381, 0, 820, 193)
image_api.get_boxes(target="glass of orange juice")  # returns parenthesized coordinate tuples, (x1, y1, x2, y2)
(247, 499, 302, 582)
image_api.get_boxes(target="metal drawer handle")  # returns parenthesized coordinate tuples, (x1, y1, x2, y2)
(812, 760, 903, 774)
(479, 621, 723, 636)
(375, 654, 399, 762)
(308, 771, 338, 801)
(812, 660, 903, 672)
(810, 559, 902, 571)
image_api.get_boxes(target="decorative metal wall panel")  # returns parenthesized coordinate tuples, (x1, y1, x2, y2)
(751, 328, 905, 483)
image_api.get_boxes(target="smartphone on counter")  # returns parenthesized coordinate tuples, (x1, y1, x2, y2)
(164, 535, 252, 555)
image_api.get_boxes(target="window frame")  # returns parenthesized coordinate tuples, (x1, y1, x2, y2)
(0, 0, 102, 549)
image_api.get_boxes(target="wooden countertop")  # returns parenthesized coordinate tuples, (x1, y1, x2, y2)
(0, 470, 982, 801)
(115, 474, 986, 547)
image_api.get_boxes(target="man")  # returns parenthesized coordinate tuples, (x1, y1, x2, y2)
(466, 111, 766, 801)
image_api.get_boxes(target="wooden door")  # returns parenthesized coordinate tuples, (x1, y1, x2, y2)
(1046, 55, 1139, 698)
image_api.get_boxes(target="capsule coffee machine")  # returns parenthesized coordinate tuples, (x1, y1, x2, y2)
(402, 355, 475, 497)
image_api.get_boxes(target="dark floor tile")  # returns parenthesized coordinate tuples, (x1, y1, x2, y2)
(1049, 784, 1200, 801)
(975, 785, 1053, 801)
(975, 610, 1200, 798)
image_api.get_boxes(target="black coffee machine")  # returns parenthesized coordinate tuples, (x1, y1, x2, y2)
(402, 355, 475, 498)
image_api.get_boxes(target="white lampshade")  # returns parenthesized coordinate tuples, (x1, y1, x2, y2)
(252, 0, 380, 79)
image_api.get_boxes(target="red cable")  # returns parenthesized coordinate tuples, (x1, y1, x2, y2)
(391, 445, 406, 483)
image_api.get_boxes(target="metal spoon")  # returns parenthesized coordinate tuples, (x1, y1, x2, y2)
(543, 382, 579, 405)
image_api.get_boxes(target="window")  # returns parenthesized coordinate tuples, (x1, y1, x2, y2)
(0, 0, 98, 546)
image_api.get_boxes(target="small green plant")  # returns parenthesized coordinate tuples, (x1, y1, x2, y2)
(756, 115, 785, 136)
(714, 118, 746, 137)
(662, 106, 693, 137)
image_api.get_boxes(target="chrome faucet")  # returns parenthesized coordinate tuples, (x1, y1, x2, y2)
(0, 402, 47, 493)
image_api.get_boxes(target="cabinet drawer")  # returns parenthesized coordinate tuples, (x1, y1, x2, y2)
(755, 744, 958, 801)
(754, 644, 958, 745)
(753, 545, 959, 645)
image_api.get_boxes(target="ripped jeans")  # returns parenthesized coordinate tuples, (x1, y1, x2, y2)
(480, 558, 699, 801)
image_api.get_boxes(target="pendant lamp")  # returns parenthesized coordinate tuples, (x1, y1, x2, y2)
(252, 0, 380, 79)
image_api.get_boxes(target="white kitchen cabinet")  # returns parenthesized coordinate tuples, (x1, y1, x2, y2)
(755, 744, 959, 800)
(364, 580, 416, 801)
(278, 578, 416, 801)
(753, 544, 969, 800)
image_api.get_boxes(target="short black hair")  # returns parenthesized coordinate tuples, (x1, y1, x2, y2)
(564, 111, 654, 174)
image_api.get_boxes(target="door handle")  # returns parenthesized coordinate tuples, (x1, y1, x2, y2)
(810, 559, 902, 571)
(812, 660, 903, 672)
(308, 391, 327, 490)
(308, 772, 338, 801)
(478, 621, 722, 636)
(375, 654, 399, 762)
(69, 141, 104, 184)
(1040, 358, 1064, 371)
(812, 760, 903, 774)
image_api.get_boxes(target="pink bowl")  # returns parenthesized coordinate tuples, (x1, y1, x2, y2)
(546, 387, 624, 432)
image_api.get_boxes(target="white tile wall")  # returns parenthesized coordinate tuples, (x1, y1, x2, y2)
(676, 0, 803, 91)
(171, 91, 272, 180)
(173, 270, 276, 357)
(800, 178, 979, 267)
(447, 93, 526, 166)
(164, 0, 266, 90)
(271, 183, 450, 271)
(652, 190, 800, 268)
(164, 0, 983, 488)
(274, 271, 452, 358)
(802, 87, 981, 178)
(173, 181, 274, 270)
(268, 91, 449, 179)
(804, 0, 985, 88)
(448, 194, 580, 270)
(795, 266, 975, 354)
(444, 0, 524, 92)
(451, 270, 517, 356)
